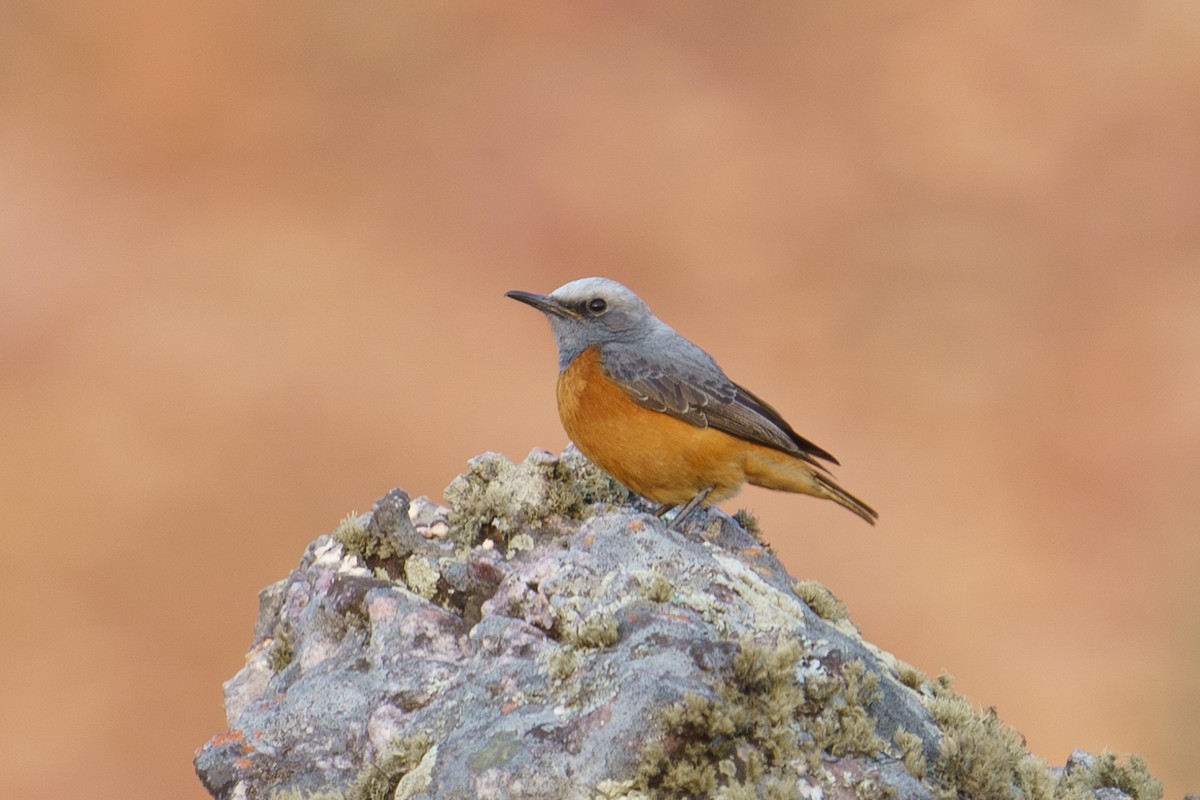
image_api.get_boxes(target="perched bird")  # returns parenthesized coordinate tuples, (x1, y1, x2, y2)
(506, 277, 877, 529)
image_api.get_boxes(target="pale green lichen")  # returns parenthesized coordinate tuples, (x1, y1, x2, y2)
(444, 450, 630, 544)
(592, 778, 646, 799)
(393, 742, 437, 799)
(895, 660, 928, 692)
(344, 733, 433, 800)
(556, 446, 632, 509)
(1057, 752, 1163, 800)
(635, 635, 807, 796)
(733, 508, 762, 538)
(925, 688, 1048, 800)
(800, 659, 886, 762)
(850, 773, 900, 800)
(334, 511, 367, 543)
(902, 670, 1165, 800)
(505, 532, 535, 558)
(266, 623, 295, 673)
(894, 727, 928, 778)
(267, 789, 343, 800)
(567, 614, 620, 650)
(334, 511, 400, 573)
(639, 572, 673, 603)
(344, 599, 370, 635)
(792, 579, 850, 622)
(403, 555, 440, 600)
(546, 646, 578, 680)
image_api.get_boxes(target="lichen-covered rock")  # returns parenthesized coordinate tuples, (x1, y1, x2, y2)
(195, 447, 1163, 800)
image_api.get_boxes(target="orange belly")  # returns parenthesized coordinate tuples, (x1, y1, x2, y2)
(556, 346, 760, 505)
(556, 346, 872, 521)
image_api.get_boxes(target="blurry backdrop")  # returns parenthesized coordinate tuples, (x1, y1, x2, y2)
(2, 2, 1198, 798)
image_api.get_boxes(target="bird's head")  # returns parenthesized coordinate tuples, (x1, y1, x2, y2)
(506, 277, 657, 368)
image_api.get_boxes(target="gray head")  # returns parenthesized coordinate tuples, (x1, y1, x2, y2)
(506, 277, 662, 368)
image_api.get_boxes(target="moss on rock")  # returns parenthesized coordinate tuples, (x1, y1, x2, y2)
(635, 635, 807, 796)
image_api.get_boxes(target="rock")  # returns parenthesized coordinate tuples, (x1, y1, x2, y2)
(195, 447, 1164, 800)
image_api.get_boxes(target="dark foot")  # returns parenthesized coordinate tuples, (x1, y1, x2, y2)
(665, 487, 713, 532)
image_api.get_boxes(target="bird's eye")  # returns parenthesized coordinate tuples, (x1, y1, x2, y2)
(587, 297, 608, 314)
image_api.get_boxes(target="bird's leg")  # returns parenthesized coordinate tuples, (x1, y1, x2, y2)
(666, 487, 713, 531)
(652, 503, 673, 518)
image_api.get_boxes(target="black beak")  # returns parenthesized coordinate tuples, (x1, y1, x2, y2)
(505, 290, 578, 319)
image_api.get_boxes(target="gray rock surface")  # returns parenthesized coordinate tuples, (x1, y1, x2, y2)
(195, 447, 1164, 800)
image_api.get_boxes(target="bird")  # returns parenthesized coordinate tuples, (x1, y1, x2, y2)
(505, 277, 877, 529)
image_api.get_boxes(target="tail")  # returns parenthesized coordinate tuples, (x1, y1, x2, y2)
(814, 473, 878, 525)
(744, 447, 879, 525)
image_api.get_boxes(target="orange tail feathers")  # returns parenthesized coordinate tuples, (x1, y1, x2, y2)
(744, 446, 877, 525)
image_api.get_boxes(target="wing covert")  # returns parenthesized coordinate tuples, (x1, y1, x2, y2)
(600, 341, 837, 468)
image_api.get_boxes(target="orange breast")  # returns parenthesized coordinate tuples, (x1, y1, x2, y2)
(556, 346, 752, 505)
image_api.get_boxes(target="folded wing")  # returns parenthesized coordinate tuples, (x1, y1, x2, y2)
(601, 341, 839, 471)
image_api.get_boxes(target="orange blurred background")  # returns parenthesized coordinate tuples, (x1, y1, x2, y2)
(2, 2, 1197, 798)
